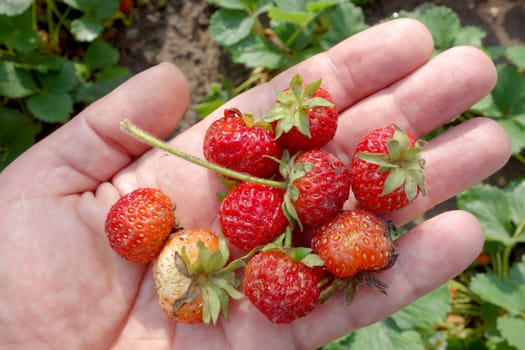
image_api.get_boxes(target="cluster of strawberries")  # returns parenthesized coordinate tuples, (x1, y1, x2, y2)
(104, 75, 426, 325)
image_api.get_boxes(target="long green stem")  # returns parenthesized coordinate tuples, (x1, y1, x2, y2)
(120, 119, 287, 189)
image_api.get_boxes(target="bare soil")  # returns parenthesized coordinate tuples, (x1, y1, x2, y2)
(113, 0, 525, 220)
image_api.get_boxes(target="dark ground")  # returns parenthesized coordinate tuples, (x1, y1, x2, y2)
(113, 0, 525, 220)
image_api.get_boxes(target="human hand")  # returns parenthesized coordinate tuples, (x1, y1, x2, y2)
(0, 19, 510, 349)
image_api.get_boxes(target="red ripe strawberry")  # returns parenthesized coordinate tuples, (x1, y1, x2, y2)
(264, 75, 338, 154)
(243, 249, 327, 323)
(350, 124, 426, 213)
(285, 148, 351, 228)
(153, 228, 243, 324)
(219, 182, 289, 251)
(105, 188, 176, 264)
(311, 210, 397, 279)
(203, 108, 282, 179)
(119, 0, 134, 14)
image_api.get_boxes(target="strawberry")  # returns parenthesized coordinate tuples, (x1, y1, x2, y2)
(350, 124, 426, 213)
(243, 248, 327, 323)
(119, 0, 134, 14)
(203, 107, 282, 179)
(264, 75, 337, 154)
(219, 182, 289, 251)
(284, 148, 351, 228)
(104, 188, 176, 264)
(153, 228, 244, 324)
(311, 210, 397, 302)
(311, 210, 397, 279)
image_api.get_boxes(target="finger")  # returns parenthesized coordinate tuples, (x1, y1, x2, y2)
(293, 210, 484, 349)
(334, 45, 498, 156)
(188, 18, 434, 128)
(390, 117, 511, 225)
(0, 63, 190, 197)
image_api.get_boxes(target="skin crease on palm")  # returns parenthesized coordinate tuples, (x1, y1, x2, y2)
(0, 18, 511, 350)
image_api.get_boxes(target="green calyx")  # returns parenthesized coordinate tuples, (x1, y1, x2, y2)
(275, 150, 311, 231)
(260, 229, 325, 268)
(263, 74, 334, 139)
(356, 125, 426, 201)
(176, 238, 245, 325)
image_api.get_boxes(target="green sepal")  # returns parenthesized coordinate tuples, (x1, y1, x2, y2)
(355, 124, 426, 199)
(289, 247, 325, 268)
(263, 74, 334, 140)
(279, 151, 313, 231)
(175, 236, 245, 325)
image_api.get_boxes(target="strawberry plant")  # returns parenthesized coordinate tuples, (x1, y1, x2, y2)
(322, 284, 453, 349)
(470, 47, 525, 164)
(196, 0, 369, 117)
(392, 3, 525, 164)
(0, 0, 131, 171)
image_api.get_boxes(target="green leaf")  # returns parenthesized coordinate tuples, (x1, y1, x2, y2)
(36, 60, 78, 93)
(0, 107, 41, 171)
(62, 0, 118, 19)
(228, 34, 288, 69)
(492, 64, 525, 116)
(267, 7, 313, 25)
(0, 9, 41, 53)
(509, 255, 525, 285)
(207, 0, 246, 10)
(499, 117, 525, 155)
(11, 53, 64, 73)
(420, 6, 460, 50)
(506, 45, 525, 71)
(0, 61, 38, 98)
(84, 40, 120, 70)
(486, 45, 506, 61)
(470, 93, 501, 118)
(320, 2, 368, 49)
(0, 0, 32, 16)
(470, 267, 525, 315)
(193, 81, 232, 118)
(325, 322, 424, 350)
(271, 0, 307, 12)
(497, 317, 525, 350)
(306, 1, 338, 13)
(26, 92, 73, 123)
(454, 25, 486, 48)
(72, 66, 130, 104)
(209, 8, 255, 46)
(457, 184, 516, 245)
(70, 18, 104, 42)
(390, 284, 451, 331)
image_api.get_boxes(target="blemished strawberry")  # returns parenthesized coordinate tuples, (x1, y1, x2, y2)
(285, 148, 351, 228)
(153, 228, 244, 324)
(350, 124, 426, 213)
(243, 248, 327, 323)
(311, 210, 398, 302)
(311, 210, 397, 279)
(203, 107, 283, 179)
(264, 75, 338, 154)
(219, 182, 289, 251)
(104, 188, 176, 264)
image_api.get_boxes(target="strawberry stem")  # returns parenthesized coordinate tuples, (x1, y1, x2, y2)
(120, 119, 287, 189)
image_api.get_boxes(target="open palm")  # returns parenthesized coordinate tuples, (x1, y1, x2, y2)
(0, 19, 510, 350)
